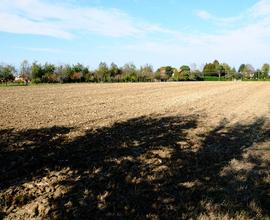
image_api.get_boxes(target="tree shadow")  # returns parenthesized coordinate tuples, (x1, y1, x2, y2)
(0, 115, 269, 219)
(0, 126, 72, 189)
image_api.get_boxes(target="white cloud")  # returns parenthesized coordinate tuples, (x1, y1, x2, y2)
(0, 0, 164, 39)
(196, 10, 243, 27)
(109, 0, 270, 68)
(1, 0, 270, 68)
(196, 10, 212, 20)
(249, 0, 270, 17)
(0, 12, 73, 39)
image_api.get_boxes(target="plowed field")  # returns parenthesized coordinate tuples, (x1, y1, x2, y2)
(1, 82, 269, 219)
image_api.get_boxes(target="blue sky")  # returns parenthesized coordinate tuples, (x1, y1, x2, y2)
(0, 0, 270, 69)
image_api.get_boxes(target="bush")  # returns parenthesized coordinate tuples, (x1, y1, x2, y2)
(31, 78, 42, 84)
(203, 76, 228, 81)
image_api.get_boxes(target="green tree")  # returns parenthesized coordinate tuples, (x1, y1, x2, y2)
(261, 63, 269, 79)
(243, 64, 255, 79)
(172, 65, 191, 81)
(43, 63, 56, 83)
(156, 66, 175, 81)
(138, 64, 154, 82)
(96, 62, 110, 82)
(230, 67, 239, 80)
(0, 65, 16, 85)
(221, 63, 231, 78)
(253, 69, 262, 80)
(122, 63, 137, 82)
(72, 63, 84, 73)
(238, 64, 246, 73)
(31, 62, 43, 83)
(70, 63, 86, 82)
(193, 70, 204, 80)
(109, 63, 121, 81)
(84, 70, 96, 82)
(165, 66, 174, 78)
(203, 63, 217, 76)
(213, 60, 225, 78)
(203, 60, 226, 79)
(81, 65, 90, 82)
(179, 65, 191, 81)
(61, 65, 73, 83)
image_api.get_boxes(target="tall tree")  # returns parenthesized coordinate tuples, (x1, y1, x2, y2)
(109, 63, 121, 81)
(243, 64, 255, 79)
(0, 65, 16, 85)
(180, 65, 191, 80)
(71, 63, 86, 82)
(221, 63, 231, 77)
(138, 64, 154, 82)
(238, 64, 246, 73)
(122, 63, 137, 82)
(96, 62, 110, 82)
(20, 60, 31, 81)
(43, 63, 56, 82)
(261, 63, 269, 79)
(31, 62, 43, 82)
(203, 62, 219, 76)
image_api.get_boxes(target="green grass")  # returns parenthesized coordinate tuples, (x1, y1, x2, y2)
(203, 76, 228, 81)
(0, 82, 27, 87)
(242, 78, 270, 81)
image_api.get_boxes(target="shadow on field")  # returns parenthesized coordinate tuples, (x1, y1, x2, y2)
(0, 115, 269, 219)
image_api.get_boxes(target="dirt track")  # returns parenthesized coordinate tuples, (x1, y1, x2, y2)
(0, 82, 270, 219)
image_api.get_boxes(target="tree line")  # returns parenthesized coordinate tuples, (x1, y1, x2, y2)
(0, 60, 269, 84)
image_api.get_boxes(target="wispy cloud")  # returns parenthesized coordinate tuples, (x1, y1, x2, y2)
(196, 0, 270, 28)
(0, 0, 168, 39)
(196, 10, 212, 20)
(2, 0, 270, 68)
(196, 10, 243, 27)
(249, 0, 270, 17)
(107, 0, 270, 67)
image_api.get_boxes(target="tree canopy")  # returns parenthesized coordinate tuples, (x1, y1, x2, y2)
(0, 60, 269, 85)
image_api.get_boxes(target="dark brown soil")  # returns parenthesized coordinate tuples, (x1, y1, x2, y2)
(0, 82, 269, 219)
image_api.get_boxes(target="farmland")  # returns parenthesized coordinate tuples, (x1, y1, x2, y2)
(0, 82, 270, 219)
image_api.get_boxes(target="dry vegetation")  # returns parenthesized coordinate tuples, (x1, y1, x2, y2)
(0, 82, 269, 219)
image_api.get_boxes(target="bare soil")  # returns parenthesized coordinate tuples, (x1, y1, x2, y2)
(0, 82, 269, 219)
